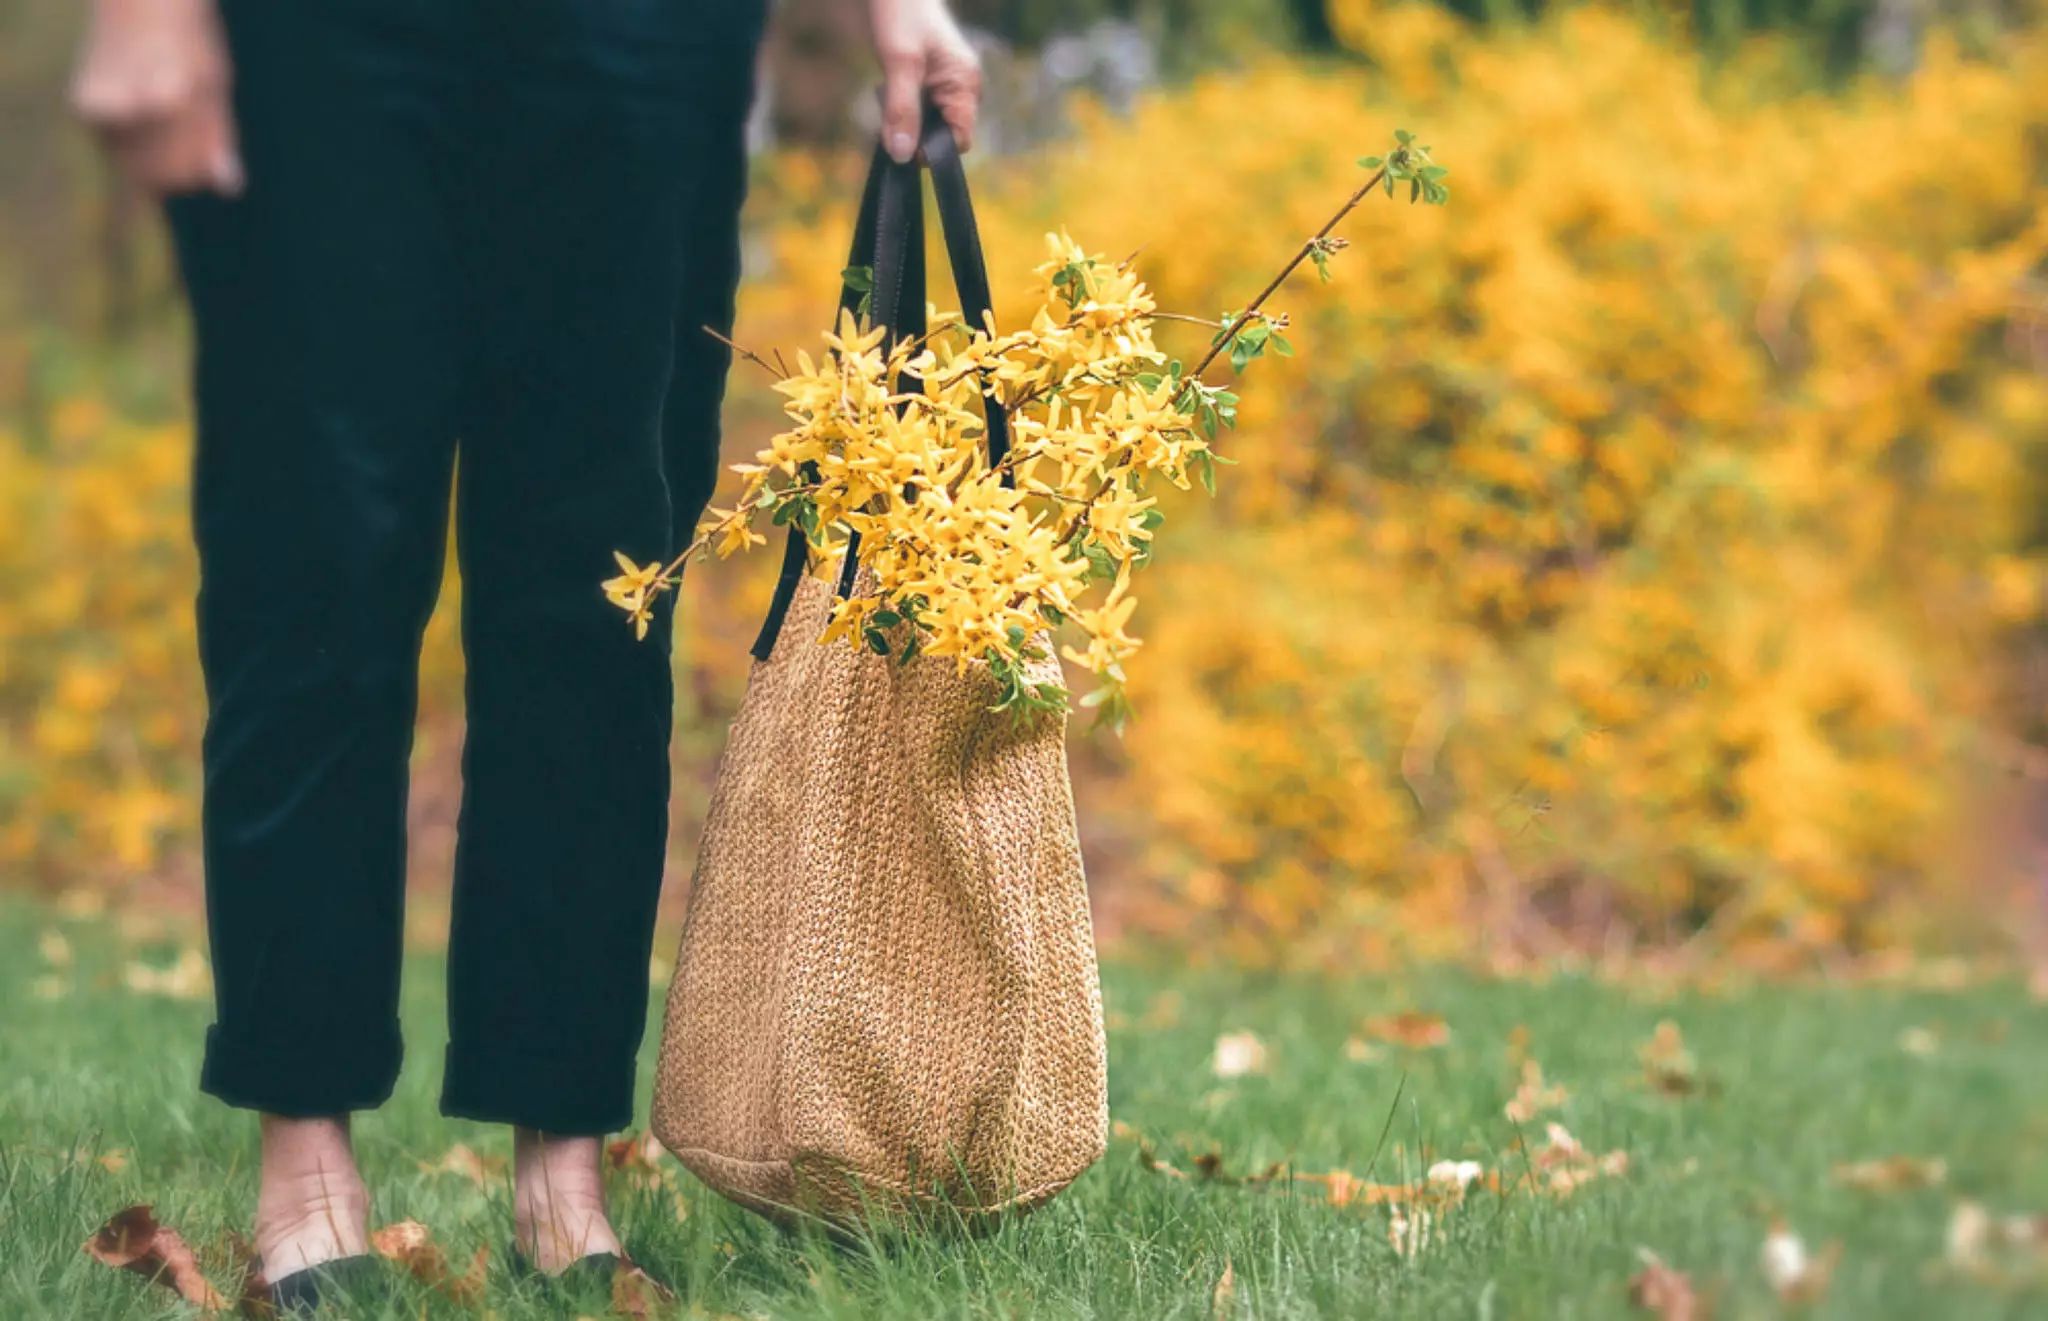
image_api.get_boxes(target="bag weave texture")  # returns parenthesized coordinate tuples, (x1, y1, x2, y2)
(650, 569, 1109, 1227)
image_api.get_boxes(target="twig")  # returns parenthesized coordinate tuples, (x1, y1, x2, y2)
(701, 324, 784, 381)
(1183, 165, 1388, 383)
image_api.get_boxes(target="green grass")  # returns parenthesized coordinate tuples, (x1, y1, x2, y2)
(2, 897, 2043, 1319)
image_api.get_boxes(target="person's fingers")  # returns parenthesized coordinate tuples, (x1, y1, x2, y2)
(99, 85, 242, 198)
(879, 47, 925, 163)
(925, 38, 981, 154)
(106, 120, 179, 195)
(934, 72, 978, 153)
(104, 106, 220, 198)
(194, 89, 245, 194)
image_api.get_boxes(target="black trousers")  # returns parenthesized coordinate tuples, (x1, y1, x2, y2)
(170, 0, 763, 1134)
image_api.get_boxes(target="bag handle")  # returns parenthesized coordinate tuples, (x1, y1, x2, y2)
(750, 101, 1006, 661)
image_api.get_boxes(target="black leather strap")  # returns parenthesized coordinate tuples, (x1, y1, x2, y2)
(750, 102, 1005, 661)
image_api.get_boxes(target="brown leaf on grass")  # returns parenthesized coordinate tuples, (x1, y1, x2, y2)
(445, 1246, 489, 1304)
(606, 1130, 667, 1177)
(1831, 1156, 1948, 1193)
(1897, 1026, 1940, 1057)
(606, 1131, 691, 1220)
(370, 1220, 485, 1303)
(1628, 1248, 1704, 1320)
(39, 929, 74, 967)
(1342, 1036, 1386, 1063)
(1761, 1221, 1840, 1305)
(611, 1257, 677, 1318)
(1387, 1203, 1435, 1258)
(1638, 1021, 1700, 1096)
(417, 1142, 504, 1187)
(1360, 1011, 1449, 1050)
(1211, 1031, 1269, 1078)
(1946, 1200, 2048, 1284)
(122, 948, 212, 1001)
(1504, 1058, 1568, 1122)
(83, 1204, 228, 1311)
(1302, 1170, 1428, 1209)
(1136, 1142, 1189, 1179)
(1532, 1123, 1628, 1196)
(1209, 1258, 1236, 1320)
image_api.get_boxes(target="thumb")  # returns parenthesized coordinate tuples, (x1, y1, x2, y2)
(879, 49, 925, 163)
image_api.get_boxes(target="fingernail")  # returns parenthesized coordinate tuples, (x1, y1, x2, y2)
(887, 131, 915, 163)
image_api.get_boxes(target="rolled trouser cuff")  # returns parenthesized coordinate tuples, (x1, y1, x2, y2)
(200, 1020, 404, 1116)
(439, 1038, 635, 1135)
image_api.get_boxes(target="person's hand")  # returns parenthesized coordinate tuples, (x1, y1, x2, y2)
(868, 0, 981, 163)
(70, 0, 243, 197)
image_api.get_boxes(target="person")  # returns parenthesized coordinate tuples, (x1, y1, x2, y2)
(69, 0, 982, 1304)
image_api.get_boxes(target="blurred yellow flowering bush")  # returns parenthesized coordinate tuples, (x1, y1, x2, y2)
(737, 5, 2048, 959)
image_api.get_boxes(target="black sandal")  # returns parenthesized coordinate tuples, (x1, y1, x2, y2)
(264, 1254, 386, 1315)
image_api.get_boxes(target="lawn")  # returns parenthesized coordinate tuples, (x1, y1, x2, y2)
(2, 896, 2043, 1319)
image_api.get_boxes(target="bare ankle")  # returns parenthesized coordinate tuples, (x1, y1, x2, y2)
(511, 1128, 620, 1271)
(254, 1114, 369, 1278)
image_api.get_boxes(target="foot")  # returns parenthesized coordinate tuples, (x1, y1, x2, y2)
(512, 1129, 622, 1274)
(254, 1115, 371, 1283)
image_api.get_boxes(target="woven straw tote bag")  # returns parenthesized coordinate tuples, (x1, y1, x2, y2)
(650, 111, 1109, 1231)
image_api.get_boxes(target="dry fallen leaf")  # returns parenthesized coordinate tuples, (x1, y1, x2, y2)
(1504, 1058, 1568, 1122)
(1361, 1011, 1450, 1050)
(1897, 1026, 1940, 1057)
(1387, 1203, 1435, 1258)
(83, 1204, 228, 1312)
(417, 1142, 504, 1187)
(370, 1220, 484, 1303)
(122, 948, 212, 1001)
(1426, 1159, 1484, 1193)
(606, 1130, 667, 1177)
(1760, 1220, 1839, 1305)
(1298, 1168, 1450, 1209)
(1946, 1200, 2048, 1283)
(1949, 1201, 1994, 1271)
(39, 929, 74, 967)
(1628, 1248, 1703, 1320)
(1831, 1156, 1947, 1193)
(1343, 1036, 1386, 1063)
(90, 1147, 131, 1174)
(1532, 1123, 1629, 1196)
(1639, 1021, 1700, 1096)
(1210, 1258, 1236, 1320)
(605, 1130, 691, 1220)
(611, 1257, 676, 1319)
(1211, 1031, 1269, 1079)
